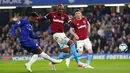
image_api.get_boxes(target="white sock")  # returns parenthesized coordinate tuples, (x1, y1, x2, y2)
(39, 52, 55, 62)
(27, 54, 38, 66)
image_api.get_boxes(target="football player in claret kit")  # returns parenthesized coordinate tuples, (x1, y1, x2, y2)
(11, 12, 62, 72)
(66, 9, 94, 69)
(37, 4, 86, 70)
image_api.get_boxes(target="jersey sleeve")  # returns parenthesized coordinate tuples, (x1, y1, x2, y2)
(44, 12, 52, 19)
(68, 18, 75, 28)
(85, 18, 89, 25)
(65, 15, 70, 23)
(30, 31, 40, 39)
(11, 20, 24, 38)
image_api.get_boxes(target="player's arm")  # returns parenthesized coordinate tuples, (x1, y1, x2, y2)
(69, 27, 79, 40)
(37, 13, 52, 21)
(87, 21, 91, 33)
(86, 18, 91, 33)
(30, 31, 43, 39)
(11, 20, 24, 40)
(69, 19, 79, 40)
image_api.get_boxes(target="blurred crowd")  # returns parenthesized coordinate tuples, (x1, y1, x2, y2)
(0, 6, 130, 56)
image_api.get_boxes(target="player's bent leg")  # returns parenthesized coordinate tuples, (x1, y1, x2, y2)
(67, 40, 86, 67)
(49, 52, 69, 70)
(56, 52, 69, 60)
(65, 50, 82, 67)
(67, 40, 79, 63)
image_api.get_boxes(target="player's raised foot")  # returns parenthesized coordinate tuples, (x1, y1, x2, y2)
(49, 62, 56, 70)
(77, 62, 86, 67)
(65, 58, 70, 67)
(50, 59, 63, 64)
(24, 63, 32, 72)
(85, 64, 94, 69)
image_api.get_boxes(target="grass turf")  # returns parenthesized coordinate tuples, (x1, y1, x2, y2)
(0, 60, 130, 73)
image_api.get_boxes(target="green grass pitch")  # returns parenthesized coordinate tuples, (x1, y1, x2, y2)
(0, 60, 130, 73)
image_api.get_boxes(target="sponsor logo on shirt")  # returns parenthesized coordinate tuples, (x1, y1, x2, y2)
(78, 25, 86, 29)
(53, 19, 64, 23)
(77, 23, 79, 25)
(61, 17, 64, 20)
(17, 21, 21, 25)
(83, 20, 86, 24)
(53, 16, 56, 18)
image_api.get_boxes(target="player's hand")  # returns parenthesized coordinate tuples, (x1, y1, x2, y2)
(37, 16, 43, 21)
(39, 35, 44, 40)
(74, 35, 79, 40)
(11, 37, 14, 41)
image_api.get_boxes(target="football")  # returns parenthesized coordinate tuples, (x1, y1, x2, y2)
(119, 43, 128, 52)
(62, 47, 70, 53)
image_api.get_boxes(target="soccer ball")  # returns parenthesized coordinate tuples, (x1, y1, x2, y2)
(119, 43, 128, 52)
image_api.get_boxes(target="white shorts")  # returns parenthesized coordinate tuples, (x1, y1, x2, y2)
(53, 33, 70, 49)
(77, 38, 92, 51)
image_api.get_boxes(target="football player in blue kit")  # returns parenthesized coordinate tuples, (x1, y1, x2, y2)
(11, 12, 62, 72)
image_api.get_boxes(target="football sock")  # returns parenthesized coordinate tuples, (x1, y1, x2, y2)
(86, 54, 93, 65)
(39, 52, 55, 62)
(27, 54, 38, 66)
(69, 53, 82, 60)
(69, 44, 80, 64)
(56, 52, 69, 60)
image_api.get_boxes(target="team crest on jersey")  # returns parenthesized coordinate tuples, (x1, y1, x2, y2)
(53, 16, 56, 18)
(61, 17, 64, 20)
(83, 20, 86, 24)
(77, 23, 79, 25)
(17, 21, 21, 25)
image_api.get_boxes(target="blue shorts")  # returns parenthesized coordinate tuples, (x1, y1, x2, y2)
(20, 40, 39, 53)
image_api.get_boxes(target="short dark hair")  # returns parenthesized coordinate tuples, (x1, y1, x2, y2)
(75, 9, 81, 13)
(29, 12, 39, 17)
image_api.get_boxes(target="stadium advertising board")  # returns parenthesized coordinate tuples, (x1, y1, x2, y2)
(1, 54, 130, 60)
(33, 0, 130, 5)
(0, 0, 32, 6)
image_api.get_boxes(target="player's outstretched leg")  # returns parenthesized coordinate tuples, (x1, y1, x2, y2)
(65, 53, 82, 67)
(67, 40, 86, 67)
(36, 48, 63, 63)
(25, 48, 62, 72)
(85, 50, 94, 69)
(49, 52, 69, 70)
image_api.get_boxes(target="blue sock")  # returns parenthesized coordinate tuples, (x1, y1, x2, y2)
(70, 44, 79, 64)
(56, 52, 69, 60)
(70, 53, 82, 60)
(86, 54, 93, 65)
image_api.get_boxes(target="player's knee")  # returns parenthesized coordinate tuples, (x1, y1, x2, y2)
(67, 40, 74, 46)
(34, 48, 42, 54)
(78, 50, 83, 54)
(88, 49, 93, 54)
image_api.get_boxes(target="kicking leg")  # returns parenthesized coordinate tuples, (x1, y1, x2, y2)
(67, 40, 85, 67)
(66, 52, 82, 67)
(25, 47, 62, 72)
(35, 48, 62, 63)
(49, 52, 69, 70)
